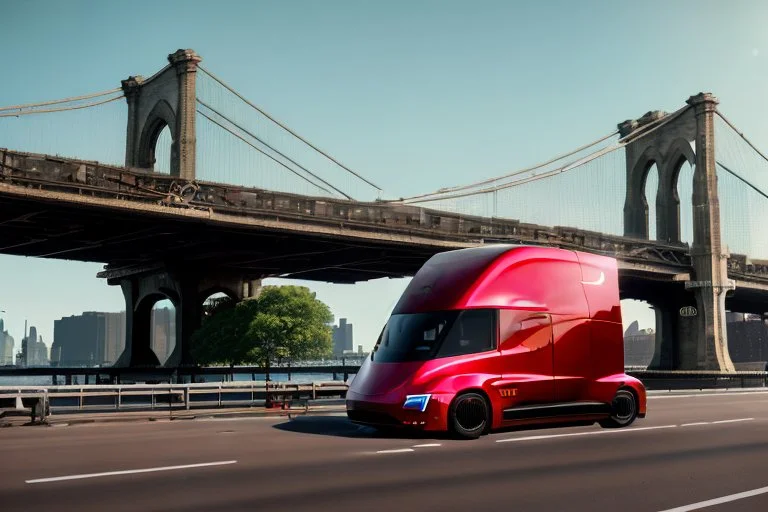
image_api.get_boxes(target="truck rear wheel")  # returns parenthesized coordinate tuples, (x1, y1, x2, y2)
(599, 389, 637, 429)
(450, 392, 489, 439)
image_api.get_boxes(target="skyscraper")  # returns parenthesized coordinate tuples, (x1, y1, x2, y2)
(20, 325, 49, 367)
(0, 319, 14, 366)
(52, 311, 126, 367)
(332, 318, 354, 356)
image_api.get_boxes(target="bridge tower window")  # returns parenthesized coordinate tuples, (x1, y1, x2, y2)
(675, 159, 694, 245)
(154, 124, 172, 174)
(644, 163, 660, 240)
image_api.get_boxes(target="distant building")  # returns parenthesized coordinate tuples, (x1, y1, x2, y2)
(52, 312, 126, 367)
(150, 307, 176, 363)
(623, 320, 655, 367)
(332, 318, 353, 356)
(726, 312, 768, 366)
(20, 325, 49, 367)
(0, 319, 14, 366)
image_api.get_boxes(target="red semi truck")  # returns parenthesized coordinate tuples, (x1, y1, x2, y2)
(346, 244, 647, 439)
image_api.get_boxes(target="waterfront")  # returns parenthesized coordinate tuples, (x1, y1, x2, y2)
(0, 372, 356, 387)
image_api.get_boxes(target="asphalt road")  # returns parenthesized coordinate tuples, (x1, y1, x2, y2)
(2, 391, 768, 512)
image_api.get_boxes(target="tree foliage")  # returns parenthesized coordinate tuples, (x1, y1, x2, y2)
(191, 286, 334, 368)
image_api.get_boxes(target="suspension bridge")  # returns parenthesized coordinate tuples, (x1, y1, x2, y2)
(1, 49, 767, 373)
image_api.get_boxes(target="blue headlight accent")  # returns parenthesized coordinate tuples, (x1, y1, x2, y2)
(402, 394, 431, 412)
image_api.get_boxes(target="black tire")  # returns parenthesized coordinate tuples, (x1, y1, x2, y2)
(449, 392, 490, 439)
(599, 389, 638, 429)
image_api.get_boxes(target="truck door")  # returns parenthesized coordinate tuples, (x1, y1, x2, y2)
(498, 310, 554, 406)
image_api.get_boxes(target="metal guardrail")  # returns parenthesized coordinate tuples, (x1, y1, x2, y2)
(629, 370, 768, 390)
(0, 381, 349, 419)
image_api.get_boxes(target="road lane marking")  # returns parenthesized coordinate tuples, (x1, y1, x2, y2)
(680, 422, 710, 427)
(25, 460, 238, 484)
(657, 484, 768, 511)
(375, 448, 414, 454)
(711, 418, 753, 424)
(413, 443, 442, 448)
(649, 391, 768, 399)
(496, 424, 677, 443)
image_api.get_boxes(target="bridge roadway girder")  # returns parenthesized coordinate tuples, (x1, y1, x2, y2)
(3, 149, 768, 370)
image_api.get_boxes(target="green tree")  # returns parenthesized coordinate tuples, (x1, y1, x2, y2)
(191, 286, 334, 374)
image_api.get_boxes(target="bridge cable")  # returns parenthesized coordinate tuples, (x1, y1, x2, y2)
(715, 111, 768, 168)
(196, 108, 340, 198)
(0, 94, 124, 118)
(397, 105, 688, 203)
(0, 88, 123, 113)
(197, 66, 382, 192)
(398, 129, 620, 202)
(716, 161, 768, 201)
(197, 99, 353, 199)
(401, 105, 693, 204)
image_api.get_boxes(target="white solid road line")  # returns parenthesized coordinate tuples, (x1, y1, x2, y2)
(496, 424, 677, 443)
(413, 443, 442, 448)
(649, 390, 768, 399)
(375, 448, 415, 454)
(711, 417, 754, 424)
(657, 484, 768, 511)
(680, 422, 710, 427)
(25, 460, 238, 484)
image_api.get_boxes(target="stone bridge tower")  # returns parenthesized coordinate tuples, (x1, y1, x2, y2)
(619, 93, 735, 372)
(121, 49, 201, 180)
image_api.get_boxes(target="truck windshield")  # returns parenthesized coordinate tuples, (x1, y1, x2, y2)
(371, 309, 496, 363)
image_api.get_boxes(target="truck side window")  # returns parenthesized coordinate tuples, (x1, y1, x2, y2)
(436, 309, 495, 358)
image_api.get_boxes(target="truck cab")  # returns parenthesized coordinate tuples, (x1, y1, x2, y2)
(346, 244, 647, 439)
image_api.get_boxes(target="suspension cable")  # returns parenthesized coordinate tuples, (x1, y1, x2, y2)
(401, 129, 619, 202)
(197, 108, 336, 197)
(0, 94, 124, 118)
(197, 99, 352, 199)
(716, 161, 768, 200)
(0, 88, 123, 113)
(197, 65, 382, 192)
(402, 105, 693, 204)
(715, 111, 768, 167)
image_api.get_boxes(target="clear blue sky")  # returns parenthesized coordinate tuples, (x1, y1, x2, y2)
(2, 0, 768, 352)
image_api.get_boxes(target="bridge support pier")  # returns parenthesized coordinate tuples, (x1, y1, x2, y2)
(112, 268, 262, 369)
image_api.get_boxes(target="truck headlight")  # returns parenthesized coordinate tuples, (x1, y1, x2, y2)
(402, 394, 431, 412)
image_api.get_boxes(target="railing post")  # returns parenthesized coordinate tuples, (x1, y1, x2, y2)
(117, 387, 121, 410)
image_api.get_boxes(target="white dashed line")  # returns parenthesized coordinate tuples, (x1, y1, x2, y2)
(413, 443, 442, 448)
(711, 418, 754, 424)
(375, 448, 414, 454)
(656, 484, 768, 511)
(26, 460, 238, 484)
(496, 424, 677, 443)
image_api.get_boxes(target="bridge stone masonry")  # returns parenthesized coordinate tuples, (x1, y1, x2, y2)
(1, 48, 767, 373)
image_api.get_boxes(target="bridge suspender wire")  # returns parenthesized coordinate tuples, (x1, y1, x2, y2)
(0, 94, 124, 118)
(197, 66, 382, 193)
(197, 109, 337, 197)
(402, 104, 693, 204)
(715, 111, 768, 167)
(0, 88, 123, 113)
(399, 129, 620, 202)
(197, 99, 353, 200)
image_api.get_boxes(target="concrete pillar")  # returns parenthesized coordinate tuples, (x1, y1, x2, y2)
(121, 76, 143, 168)
(683, 92, 735, 371)
(168, 49, 202, 181)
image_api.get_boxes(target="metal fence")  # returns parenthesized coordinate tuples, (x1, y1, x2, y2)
(0, 381, 349, 419)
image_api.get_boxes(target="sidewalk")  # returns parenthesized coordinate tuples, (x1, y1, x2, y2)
(1, 401, 348, 428)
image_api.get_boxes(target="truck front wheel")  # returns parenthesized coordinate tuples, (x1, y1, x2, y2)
(449, 392, 490, 439)
(599, 389, 638, 429)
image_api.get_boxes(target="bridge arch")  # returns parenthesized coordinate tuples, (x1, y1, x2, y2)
(625, 145, 663, 240)
(133, 290, 179, 367)
(136, 100, 177, 172)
